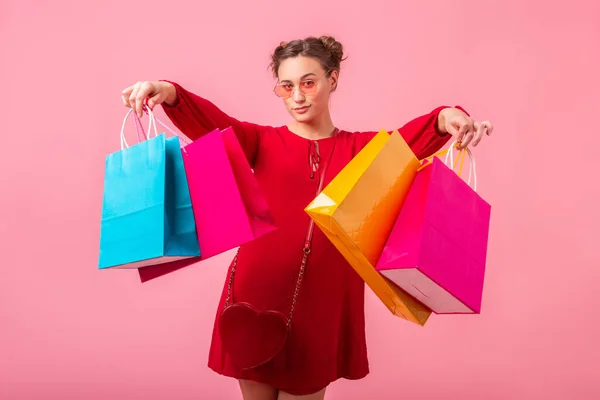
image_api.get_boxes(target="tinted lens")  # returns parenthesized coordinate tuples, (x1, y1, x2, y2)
(274, 85, 292, 98)
(300, 81, 318, 96)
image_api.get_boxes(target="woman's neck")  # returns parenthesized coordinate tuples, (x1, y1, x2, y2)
(287, 111, 336, 140)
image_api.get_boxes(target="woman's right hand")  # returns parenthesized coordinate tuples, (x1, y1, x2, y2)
(121, 81, 177, 118)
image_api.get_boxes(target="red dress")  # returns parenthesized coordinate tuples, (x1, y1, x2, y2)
(161, 81, 459, 395)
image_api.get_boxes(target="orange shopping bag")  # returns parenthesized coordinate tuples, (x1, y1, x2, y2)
(305, 130, 431, 326)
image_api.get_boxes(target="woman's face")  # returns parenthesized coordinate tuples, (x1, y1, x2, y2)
(275, 56, 337, 123)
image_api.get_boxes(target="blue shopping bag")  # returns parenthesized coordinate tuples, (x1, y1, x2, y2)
(98, 109, 201, 269)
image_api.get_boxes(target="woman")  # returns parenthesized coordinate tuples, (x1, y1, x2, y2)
(122, 36, 493, 400)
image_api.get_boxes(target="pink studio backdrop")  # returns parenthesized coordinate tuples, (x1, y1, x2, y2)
(1, 1, 599, 399)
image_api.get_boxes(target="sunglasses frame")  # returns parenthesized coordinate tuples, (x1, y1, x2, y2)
(272, 70, 333, 99)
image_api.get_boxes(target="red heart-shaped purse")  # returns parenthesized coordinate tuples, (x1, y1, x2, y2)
(219, 302, 289, 369)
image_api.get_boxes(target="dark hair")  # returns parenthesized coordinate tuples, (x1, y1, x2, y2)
(269, 35, 347, 78)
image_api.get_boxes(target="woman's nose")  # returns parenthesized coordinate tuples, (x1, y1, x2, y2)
(292, 87, 306, 102)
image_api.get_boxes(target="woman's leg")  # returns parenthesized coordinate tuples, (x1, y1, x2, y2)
(277, 387, 327, 400)
(239, 379, 279, 400)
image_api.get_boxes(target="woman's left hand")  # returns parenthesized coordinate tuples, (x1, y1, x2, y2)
(438, 107, 493, 149)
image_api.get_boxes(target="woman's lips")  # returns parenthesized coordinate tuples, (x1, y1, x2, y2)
(293, 105, 311, 114)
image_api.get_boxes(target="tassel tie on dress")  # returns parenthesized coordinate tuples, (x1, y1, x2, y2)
(307, 140, 321, 179)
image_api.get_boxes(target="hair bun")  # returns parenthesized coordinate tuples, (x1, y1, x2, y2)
(319, 36, 344, 64)
(269, 35, 346, 78)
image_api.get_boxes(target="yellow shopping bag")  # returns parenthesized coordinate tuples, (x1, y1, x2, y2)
(305, 129, 431, 326)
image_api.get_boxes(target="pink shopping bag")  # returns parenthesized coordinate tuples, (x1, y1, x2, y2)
(138, 125, 277, 282)
(375, 144, 491, 314)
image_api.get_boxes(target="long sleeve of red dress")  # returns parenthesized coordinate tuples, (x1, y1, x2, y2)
(160, 81, 466, 395)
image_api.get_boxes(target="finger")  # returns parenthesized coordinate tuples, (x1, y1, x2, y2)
(459, 120, 476, 149)
(147, 92, 165, 110)
(454, 119, 470, 147)
(482, 120, 493, 136)
(445, 122, 461, 137)
(121, 85, 135, 107)
(460, 131, 474, 149)
(471, 121, 485, 147)
(129, 82, 141, 110)
(136, 81, 152, 118)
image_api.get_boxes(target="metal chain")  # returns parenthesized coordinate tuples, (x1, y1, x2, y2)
(287, 248, 310, 326)
(223, 253, 238, 307)
(223, 246, 310, 327)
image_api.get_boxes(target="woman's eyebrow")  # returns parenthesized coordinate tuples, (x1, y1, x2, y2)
(279, 73, 317, 83)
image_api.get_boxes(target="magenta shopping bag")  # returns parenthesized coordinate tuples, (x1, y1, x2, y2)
(375, 145, 491, 314)
(138, 125, 277, 282)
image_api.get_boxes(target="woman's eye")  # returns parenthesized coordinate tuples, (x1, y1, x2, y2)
(302, 81, 315, 87)
(283, 84, 293, 90)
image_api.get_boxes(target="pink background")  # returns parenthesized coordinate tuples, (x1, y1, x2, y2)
(1, 0, 599, 399)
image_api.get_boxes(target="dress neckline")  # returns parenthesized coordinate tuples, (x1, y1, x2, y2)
(282, 125, 341, 142)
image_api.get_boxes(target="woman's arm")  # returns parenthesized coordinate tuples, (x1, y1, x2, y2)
(396, 106, 459, 159)
(355, 106, 469, 159)
(159, 80, 264, 166)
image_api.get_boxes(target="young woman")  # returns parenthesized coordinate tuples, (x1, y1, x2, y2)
(121, 36, 493, 400)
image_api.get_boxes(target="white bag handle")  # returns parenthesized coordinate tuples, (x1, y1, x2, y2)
(119, 107, 159, 150)
(152, 115, 191, 147)
(444, 140, 478, 192)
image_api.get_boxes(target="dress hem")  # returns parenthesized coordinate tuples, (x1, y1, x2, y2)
(207, 363, 369, 395)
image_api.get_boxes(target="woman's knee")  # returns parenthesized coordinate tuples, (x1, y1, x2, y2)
(277, 387, 327, 400)
(239, 379, 278, 400)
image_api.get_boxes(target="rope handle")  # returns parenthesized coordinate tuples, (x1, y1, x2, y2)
(418, 141, 478, 191)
